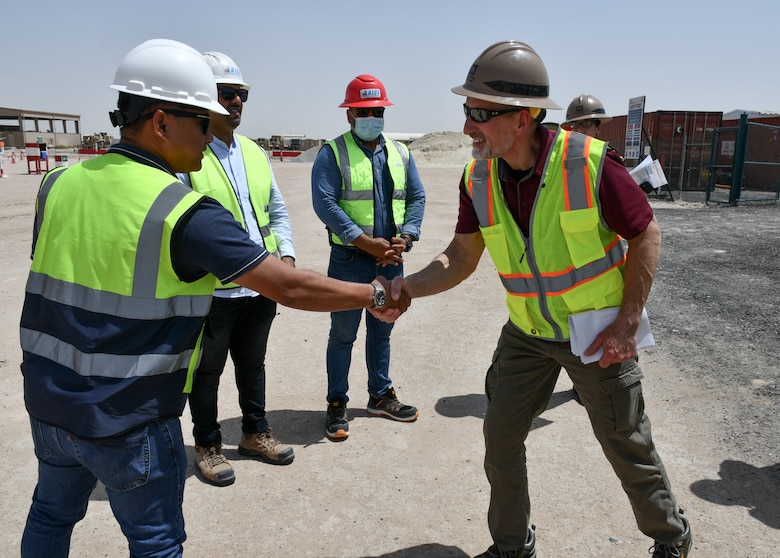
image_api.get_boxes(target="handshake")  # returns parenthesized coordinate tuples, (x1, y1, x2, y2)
(368, 276, 410, 323)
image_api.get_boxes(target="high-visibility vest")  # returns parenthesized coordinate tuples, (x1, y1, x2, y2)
(465, 130, 627, 341)
(20, 154, 217, 438)
(189, 135, 277, 288)
(326, 132, 408, 245)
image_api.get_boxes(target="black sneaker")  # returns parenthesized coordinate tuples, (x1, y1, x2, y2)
(474, 524, 536, 558)
(650, 510, 692, 557)
(325, 401, 349, 441)
(366, 387, 419, 422)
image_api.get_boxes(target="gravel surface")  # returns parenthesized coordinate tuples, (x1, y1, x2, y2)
(0, 152, 777, 556)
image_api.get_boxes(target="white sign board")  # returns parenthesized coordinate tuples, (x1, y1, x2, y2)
(624, 96, 646, 160)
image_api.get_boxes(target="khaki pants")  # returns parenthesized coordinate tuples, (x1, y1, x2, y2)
(483, 321, 686, 552)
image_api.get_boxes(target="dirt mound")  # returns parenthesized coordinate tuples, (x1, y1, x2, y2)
(408, 131, 472, 166)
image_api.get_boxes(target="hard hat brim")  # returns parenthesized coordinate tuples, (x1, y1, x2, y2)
(338, 100, 394, 108)
(566, 114, 613, 124)
(109, 85, 229, 115)
(451, 85, 562, 110)
(215, 78, 251, 90)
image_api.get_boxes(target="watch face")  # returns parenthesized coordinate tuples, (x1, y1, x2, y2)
(373, 287, 387, 308)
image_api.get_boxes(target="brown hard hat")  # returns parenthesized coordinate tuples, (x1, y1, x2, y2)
(451, 40, 561, 110)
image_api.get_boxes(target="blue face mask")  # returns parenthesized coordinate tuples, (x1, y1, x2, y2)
(354, 116, 384, 141)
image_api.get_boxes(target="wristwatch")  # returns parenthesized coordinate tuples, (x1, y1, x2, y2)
(401, 234, 414, 253)
(371, 281, 387, 309)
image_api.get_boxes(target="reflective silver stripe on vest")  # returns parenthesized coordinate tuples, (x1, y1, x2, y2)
(499, 241, 625, 295)
(388, 138, 409, 200)
(20, 328, 196, 379)
(469, 160, 492, 226)
(34, 167, 68, 241)
(258, 224, 278, 257)
(25, 271, 214, 319)
(27, 180, 213, 320)
(134, 182, 192, 297)
(333, 136, 371, 201)
(333, 136, 408, 201)
(562, 132, 590, 210)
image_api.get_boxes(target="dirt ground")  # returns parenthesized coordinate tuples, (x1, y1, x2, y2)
(0, 155, 778, 557)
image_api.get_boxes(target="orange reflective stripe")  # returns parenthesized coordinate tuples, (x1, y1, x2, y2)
(486, 159, 495, 226)
(582, 135, 594, 208)
(466, 159, 476, 198)
(562, 134, 572, 210)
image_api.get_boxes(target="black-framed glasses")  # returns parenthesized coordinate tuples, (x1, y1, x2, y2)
(353, 107, 385, 118)
(463, 104, 522, 123)
(140, 109, 211, 134)
(572, 119, 600, 130)
(219, 86, 249, 102)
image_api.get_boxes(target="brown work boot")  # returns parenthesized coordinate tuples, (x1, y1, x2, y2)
(194, 445, 235, 487)
(238, 428, 295, 465)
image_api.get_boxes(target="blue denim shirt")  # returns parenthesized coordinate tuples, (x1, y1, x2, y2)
(311, 131, 425, 245)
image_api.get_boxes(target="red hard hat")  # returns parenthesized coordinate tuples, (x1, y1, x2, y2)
(339, 74, 393, 108)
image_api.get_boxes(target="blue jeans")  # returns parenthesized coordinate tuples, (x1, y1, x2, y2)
(22, 416, 187, 558)
(188, 294, 277, 447)
(326, 245, 402, 403)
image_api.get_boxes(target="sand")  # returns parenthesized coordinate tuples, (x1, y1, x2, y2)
(0, 146, 777, 557)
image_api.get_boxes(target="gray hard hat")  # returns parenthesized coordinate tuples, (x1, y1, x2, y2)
(565, 94, 612, 123)
(451, 40, 561, 110)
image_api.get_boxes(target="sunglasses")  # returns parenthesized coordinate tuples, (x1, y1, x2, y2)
(219, 86, 249, 102)
(140, 109, 211, 135)
(352, 107, 385, 118)
(463, 104, 522, 123)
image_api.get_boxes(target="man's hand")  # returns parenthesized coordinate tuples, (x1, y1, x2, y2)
(584, 321, 638, 368)
(353, 235, 404, 266)
(368, 275, 410, 322)
(375, 237, 407, 267)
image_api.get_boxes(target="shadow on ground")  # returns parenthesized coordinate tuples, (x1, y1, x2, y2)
(690, 459, 780, 529)
(87, 391, 582, 500)
(433, 389, 578, 420)
(359, 543, 469, 557)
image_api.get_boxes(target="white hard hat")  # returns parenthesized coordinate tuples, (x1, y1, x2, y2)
(202, 51, 251, 90)
(110, 39, 227, 114)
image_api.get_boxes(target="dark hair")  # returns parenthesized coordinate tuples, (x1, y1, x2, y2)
(109, 93, 161, 130)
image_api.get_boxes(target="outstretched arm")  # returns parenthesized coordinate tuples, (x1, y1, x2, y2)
(234, 256, 408, 315)
(403, 232, 486, 299)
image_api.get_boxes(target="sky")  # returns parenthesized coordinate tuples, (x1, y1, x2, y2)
(3, 0, 779, 142)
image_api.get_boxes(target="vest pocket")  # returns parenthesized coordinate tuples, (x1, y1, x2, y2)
(480, 223, 511, 271)
(559, 269, 623, 314)
(559, 208, 605, 268)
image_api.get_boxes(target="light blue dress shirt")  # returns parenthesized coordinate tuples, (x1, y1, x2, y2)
(179, 135, 295, 298)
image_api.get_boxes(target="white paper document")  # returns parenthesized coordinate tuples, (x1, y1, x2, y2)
(568, 307, 655, 364)
(628, 155, 668, 190)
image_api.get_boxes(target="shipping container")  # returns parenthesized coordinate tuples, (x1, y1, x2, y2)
(599, 111, 722, 193)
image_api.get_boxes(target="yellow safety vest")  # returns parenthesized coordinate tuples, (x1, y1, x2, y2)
(189, 135, 277, 288)
(21, 154, 217, 438)
(327, 132, 408, 245)
(465, 130, 627, 341)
